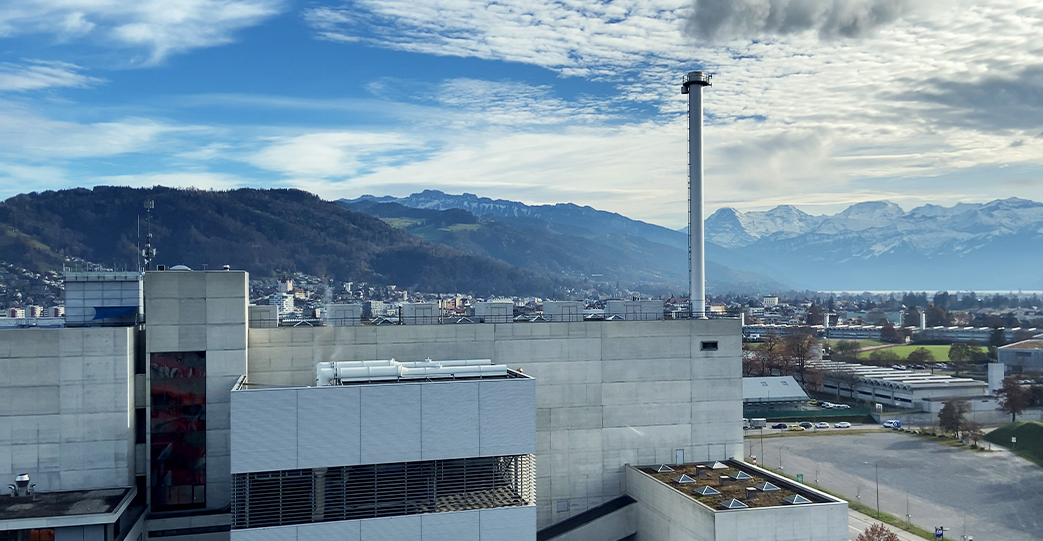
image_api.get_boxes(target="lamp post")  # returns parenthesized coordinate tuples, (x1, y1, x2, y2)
(865, 461, 879, 518)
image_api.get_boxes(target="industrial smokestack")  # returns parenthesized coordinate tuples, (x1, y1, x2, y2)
(682, 71, 712, 318)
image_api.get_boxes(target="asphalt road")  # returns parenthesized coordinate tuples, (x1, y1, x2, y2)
(752, 431, 1043, 541)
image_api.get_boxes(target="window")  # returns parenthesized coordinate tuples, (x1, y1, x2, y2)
(150, 351, 207, 510)
(701, 341, 718, 351)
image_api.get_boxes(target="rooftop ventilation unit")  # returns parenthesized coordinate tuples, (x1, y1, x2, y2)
(7, 473, 36, 498)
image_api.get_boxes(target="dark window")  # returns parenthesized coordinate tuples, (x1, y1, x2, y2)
(135, 409, 146, 444)
(701, 341, 718, 351)
(150, 351, 206, 510)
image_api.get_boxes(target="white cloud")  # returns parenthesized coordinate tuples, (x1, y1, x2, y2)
(0, 100, 195, 159)
(246, 131, 424, 177)
(0, 60, 102, 92)
(298, 0, 1043, 224)
(0, 0, 284, 63)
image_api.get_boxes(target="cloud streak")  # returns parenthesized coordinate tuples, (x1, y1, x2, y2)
(0, 60, 103, 92)
(0, 0, 284, 63)
(684, 0, 910, 42)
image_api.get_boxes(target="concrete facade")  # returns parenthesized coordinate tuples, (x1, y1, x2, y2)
(0, 326, 136, 492)
(144, 270, 248, 511)
(245, 319, 742, 529)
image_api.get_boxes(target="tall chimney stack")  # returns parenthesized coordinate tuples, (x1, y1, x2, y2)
(682, 71, 712, 318)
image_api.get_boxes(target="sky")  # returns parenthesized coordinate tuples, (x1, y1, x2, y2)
(2, 0, 1043, 229)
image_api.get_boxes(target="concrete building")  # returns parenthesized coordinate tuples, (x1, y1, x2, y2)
(2, 267, 843, 541)
(998, 339, 1043, 375)
(64, 272, 142, 327)
(325, 303, 363, 326)
(474, 301, 513, 323)
(604, 300, 663, 321)
(401, 302, 439, 325)
(761, 296, 778, 308)
(809, 360, 989, 410)
(542, 301, 584, 323)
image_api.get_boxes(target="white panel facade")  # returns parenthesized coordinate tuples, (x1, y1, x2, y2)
(421, 382, 479, 460)
(421, 510, 479, 541)
(478, 506, 537, 541)
(480, 378, 536, 457)
(230, 389, 297, 473)
(360, 515, 422, 541)
(293, 521, 361, 541)
(297, 386, 361, 468)
(361, 384, 422, 464)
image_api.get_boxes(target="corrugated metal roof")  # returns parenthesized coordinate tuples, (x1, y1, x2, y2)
(742, 376, 810, 403)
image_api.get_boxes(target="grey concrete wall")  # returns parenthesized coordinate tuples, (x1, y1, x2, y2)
(229, 507, 536, 541)
(246, 319, 743, 529)
(230, 377, 536, 473)
(0, 327, 136, 492)
(625, 466, 714, 541)
(145, 270, 248, 509)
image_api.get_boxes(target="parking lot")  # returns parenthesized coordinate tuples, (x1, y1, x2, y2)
(752, 431, 1043, 541)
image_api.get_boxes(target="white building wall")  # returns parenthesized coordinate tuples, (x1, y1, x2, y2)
(402, 303, 439, 325)
(474, 302, 513, 324)
(245, 319, 742, 529)
(326, 304, 363, 326)
(0, 327, 136, 492)
(542, 301, 584, 323)
(230, 377, 536, 473)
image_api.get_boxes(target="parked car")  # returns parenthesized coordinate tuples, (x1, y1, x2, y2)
(815, 422, 830, 429)
(787, 425, 805, 431)
(883, 420, 902, 429)
(834, 422, 851, 428)
(771, 423, 788, 429)
(798, 422, 813, 429)
(835, 404, 851, 409)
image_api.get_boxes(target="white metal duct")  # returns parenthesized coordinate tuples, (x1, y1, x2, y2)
(316, 359, 502, 385)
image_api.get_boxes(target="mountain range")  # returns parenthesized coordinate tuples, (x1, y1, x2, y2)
(0, 187, 570, 297)
(349, 191, 1043, 291)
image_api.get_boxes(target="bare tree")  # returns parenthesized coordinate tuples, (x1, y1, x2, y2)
(784, 328, 818, 384)
(856, 523, 900, 541)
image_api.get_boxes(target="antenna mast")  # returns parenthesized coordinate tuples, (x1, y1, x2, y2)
(142, 199, 156, 271)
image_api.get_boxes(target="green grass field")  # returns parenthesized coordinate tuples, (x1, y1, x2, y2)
(984, 421, 1043, 468)
(856, 344, 985, 361)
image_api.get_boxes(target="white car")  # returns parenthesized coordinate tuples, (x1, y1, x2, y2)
(814, 422, 829, 429)
(834, 422, 852, 428)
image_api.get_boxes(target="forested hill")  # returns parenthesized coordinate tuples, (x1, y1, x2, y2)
(0, 187, 568, 296)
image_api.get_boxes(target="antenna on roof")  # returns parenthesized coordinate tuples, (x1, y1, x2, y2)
(142, 199, 156, 271)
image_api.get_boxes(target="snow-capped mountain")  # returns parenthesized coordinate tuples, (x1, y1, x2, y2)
(713, 198, 1043, 290)
(346, 191, 1043, 291)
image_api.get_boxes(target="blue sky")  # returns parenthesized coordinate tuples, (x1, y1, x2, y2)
(2, 0, 1043, 228)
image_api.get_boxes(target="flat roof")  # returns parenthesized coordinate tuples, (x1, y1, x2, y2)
(632, 460, 839, 510)
(743, 376, 810, 403)
(1001, 340, 1043, 350)
(0, 488, 131, 522)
